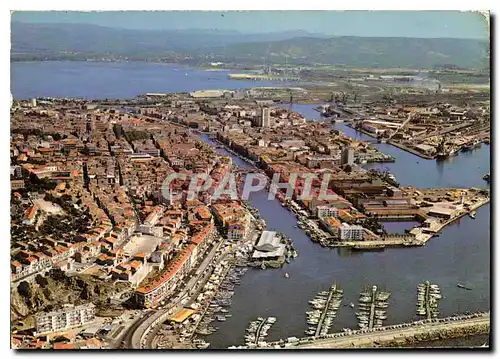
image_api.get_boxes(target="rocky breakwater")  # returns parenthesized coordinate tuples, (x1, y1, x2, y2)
(379, 324, 489, 348)
(370, 316, 490, 348)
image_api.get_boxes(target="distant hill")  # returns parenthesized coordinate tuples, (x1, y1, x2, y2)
(11, 22, 489, 69)
(11, 22, 327, 55)
(201, 36, 489, 69)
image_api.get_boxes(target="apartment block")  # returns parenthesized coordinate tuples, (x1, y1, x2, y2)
(35, 304, 96, 335)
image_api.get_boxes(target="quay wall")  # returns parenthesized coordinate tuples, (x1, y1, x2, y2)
(346, 124, 434, 159)
(379, 322, 490, 348)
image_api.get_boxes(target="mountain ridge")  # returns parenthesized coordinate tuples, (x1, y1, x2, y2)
(11, 22, 489, 69)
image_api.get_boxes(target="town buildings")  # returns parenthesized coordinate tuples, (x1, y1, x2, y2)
(35, 304, 96, 335)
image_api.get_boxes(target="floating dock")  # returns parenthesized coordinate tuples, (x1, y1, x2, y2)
(244, 317, 277, 347)
(356, 285, 391, 329)
(416, 281, 441, 319)
(305, 282, 343, 338)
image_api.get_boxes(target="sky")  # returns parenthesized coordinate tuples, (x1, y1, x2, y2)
(11, 11, 489, 39)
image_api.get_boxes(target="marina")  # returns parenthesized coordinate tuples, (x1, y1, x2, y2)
(356, 285, 391, 330)
(193, 267, 248, 339)
(244, 317, 277, 347)
(416, 281, 441, 319)
(202, 127, 489, 348)
(305, 282, 344, 338)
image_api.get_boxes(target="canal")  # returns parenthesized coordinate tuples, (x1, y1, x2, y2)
(202, 104, 490, 348)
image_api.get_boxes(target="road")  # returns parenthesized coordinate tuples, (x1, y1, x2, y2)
(128, 211, 260, 349)
(143, 228, 258, 348)
(132, 236, 226, 348)
(295, 315, 490, 349)
(117, 311, 156, 349)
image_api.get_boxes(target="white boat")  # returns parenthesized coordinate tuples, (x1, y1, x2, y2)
(284, 273, 289, 278)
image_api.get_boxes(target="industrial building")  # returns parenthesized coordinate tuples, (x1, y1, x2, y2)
(428, 205, 457, 219)
(189, 90, 227, 98)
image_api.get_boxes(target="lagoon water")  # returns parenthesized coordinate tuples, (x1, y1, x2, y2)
(11, 62, 490, 348)
(11, 61, 291, 100)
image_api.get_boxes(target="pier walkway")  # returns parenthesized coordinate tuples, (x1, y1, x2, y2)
(314, 285, 338, 337)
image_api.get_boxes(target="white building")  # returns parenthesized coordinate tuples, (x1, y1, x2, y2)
(252, 231, 286, 260)
(227, 225, 246, 241)
(138, 224, 164, 237)
(339, 223, 364, 241)
(316, 205, 339, 219)
(35, 303, 95, 335)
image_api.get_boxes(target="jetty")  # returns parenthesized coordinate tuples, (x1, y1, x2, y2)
(313, 283, 343, 337)
(356, 285, 391, 329)
(417, 281, 441, 319)
(244, 317, 277, 347)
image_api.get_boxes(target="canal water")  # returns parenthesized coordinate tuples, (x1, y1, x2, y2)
(203, 104, 490, 348)
(10, 63, 490, 348)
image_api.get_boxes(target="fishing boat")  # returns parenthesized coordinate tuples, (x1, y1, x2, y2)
(457, 283, 472, 290)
